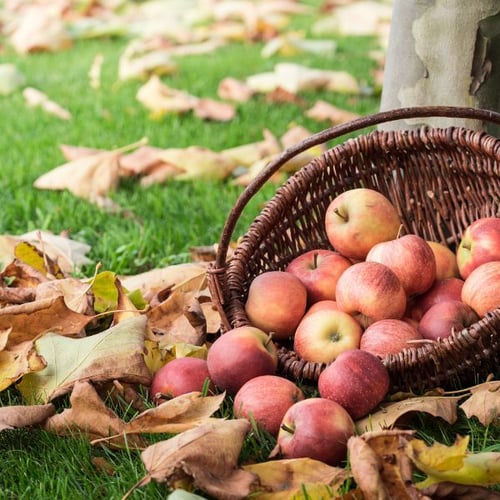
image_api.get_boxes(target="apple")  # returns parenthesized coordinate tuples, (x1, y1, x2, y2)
(418, 300, 480, 341)
(286, 249, 352, 305)
(456, 217, 500, 279)
(407, 277, 465, 321)
(427, 240, 460, 280)
(335, 261, 407, 326)
(359, 319, 423, 357)
(206, 326, 278, 395)
(324, 188, 401, 261)
(293, 307, 362, 364)
(274, 397, 355, 466)
(318, 349, 390, 420)
(149, 357, 216, 403)
(461, 261, 500, 317)
(303, 299, 340, 317)
(365, 234, 436, 297)
(233, 375, 305, 436)
(245, 270, 307, 341)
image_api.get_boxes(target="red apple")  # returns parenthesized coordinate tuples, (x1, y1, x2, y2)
(303, 299, 340, 317)
(286, 249, 352, 305)
(318, 349, 390, 420)
(233, 375, 305, 436)
(407, 277, 465, 321)
(245, 270, 307, 341)
(274, 397, 355, 466)
(206, 326, 278, 395)
(427, 240, 460, 280)
(461, 261, 500, 317)
(418, 300, 480, 341)
(324, 188, 401, 261)
(456, 217, 500, 279)
(365, 234, 436, 297)
(149, 357, 216, 403)
(335, 261, 407, 326)
(359, 319, 423, 357)
(293, 308, 362, 364)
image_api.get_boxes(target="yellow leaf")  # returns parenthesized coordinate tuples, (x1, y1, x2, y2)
(14, 241, 64, 279)
(406, 435, 500, 488)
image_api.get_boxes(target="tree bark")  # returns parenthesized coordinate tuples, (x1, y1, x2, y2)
(379, 0, 500, 135)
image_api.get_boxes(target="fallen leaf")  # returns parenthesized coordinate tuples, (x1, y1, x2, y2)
(305, 100, 360, 124)
(88, 52, 104, 89)
(59, 144, 104, 161)
(0, 259, 49, 289)
(9, 4, 72, 54)
(420, 481, 500, 499)
(407, 435, 500, 488)
(119, 145, 166, 176)
(35, 277, 93, 315)
(193, 98, 236, 122)
(243, 458, 347, 498)
(265, 86, 306, 105)
(217, 77, 254, 102)
(45, 380, 146, 448)
(348, 430, 418, 500)
(261, 32, 337, 58)
(221, 129, 281, 167)
(23, 87, 72, 120)
(17, 315, 151, 404)
(125, 419, 256, 499)
(14, 241, 65, 279)
(460, 381, 500, 426)
(0, 403, 55, 432)
(356, 395, 462, 433)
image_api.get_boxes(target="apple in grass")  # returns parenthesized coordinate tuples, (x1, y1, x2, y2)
(150, 357, 216, 404)
(286, 249, 352, 305)
(407, 277, 464, 321)
(233, 375, 305, 437)
(418, 300, 480, 341)
(206, 326, 278, 395)
(427, 240, 460, 280)
(318, 349, 390, 420)
(365, 234, 436, 297)
(274, 397, 355, 466)
(456, 217, 500, 279)
(461, 261, 500, 317)
(335, 261, 407, 328)
(359, 319, 423, 357)
(245, 270, 307, 341)
(293, 308, 362, 364)
(324, 188, 401, 261)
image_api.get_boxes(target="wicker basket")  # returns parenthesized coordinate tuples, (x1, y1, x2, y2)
(208, 106, 500, 393)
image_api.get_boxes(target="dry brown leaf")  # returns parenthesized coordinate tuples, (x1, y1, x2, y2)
(136, 75, 198, 115)
(305, 100, 360, 124)
(265, 86, 306, 105)
(243, 458, 347, 498)
(0, 296, 91, 347)
(0, 403, 55, 432)
(352, 430, 420, 500)
(138, 163, 184, 186)
(0, 340, 46, 391)
(193, 98, 236, 122)
(217, 77, 254, 102)
(460, 381, 500, 426)
(125, 419, 256, 499)
(119, 145, 166, 176)
(0, 259, 49, 289)
(221, 129, 281, 167)
(356, 395, 462, 433)
(23, 87, 72, 120)
(9, 4, 72, 54)
(35, 278, 94, 315)
(33, 149, 121, 199)
(44, 380, 146, 449)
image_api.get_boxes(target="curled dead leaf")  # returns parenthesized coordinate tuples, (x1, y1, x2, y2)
(460, 381, 500, 426)
(0, 403, 55, 432)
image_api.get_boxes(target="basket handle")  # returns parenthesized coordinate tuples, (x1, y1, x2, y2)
(213, 105, 500, 271)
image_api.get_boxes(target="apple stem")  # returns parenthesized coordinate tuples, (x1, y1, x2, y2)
(265, 332, 275, 347)
(313, 251, 319, 269)
(396, 224, 404, 239)
(333, 208, 347, 222)
(280, 423, 295, 435)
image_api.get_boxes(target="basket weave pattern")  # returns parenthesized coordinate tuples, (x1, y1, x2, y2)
(209, 108, 500, 393)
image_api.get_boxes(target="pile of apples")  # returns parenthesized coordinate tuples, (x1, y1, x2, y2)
(150, 188, 500, 467)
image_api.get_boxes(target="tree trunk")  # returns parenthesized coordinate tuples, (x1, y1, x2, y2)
(379, 0, 500, 135)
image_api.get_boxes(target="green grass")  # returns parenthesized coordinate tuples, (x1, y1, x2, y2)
(0, 2, 498, 498)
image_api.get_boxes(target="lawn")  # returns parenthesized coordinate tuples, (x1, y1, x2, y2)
(1, 1, 499, 499)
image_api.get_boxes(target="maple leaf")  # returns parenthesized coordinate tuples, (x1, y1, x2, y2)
(0, 403, 55, 432)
